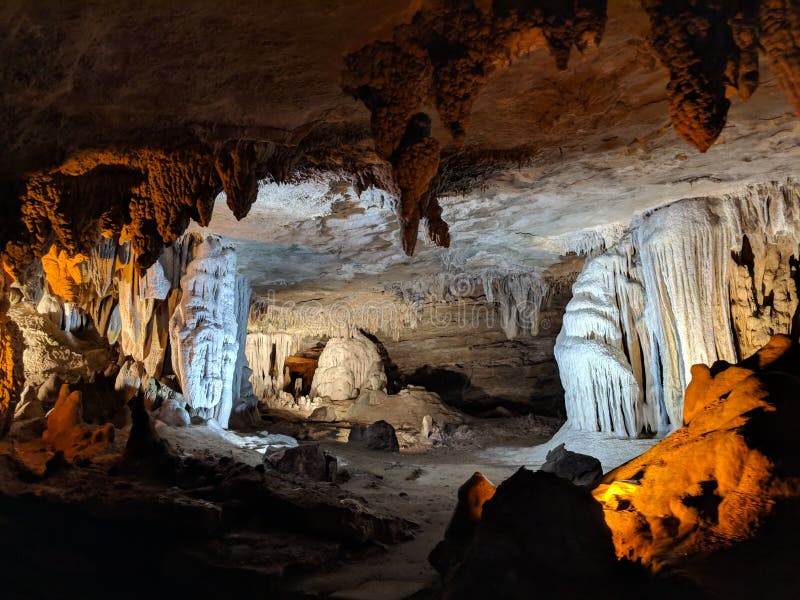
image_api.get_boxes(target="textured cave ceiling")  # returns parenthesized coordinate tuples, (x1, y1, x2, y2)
(1, 0, 799, 297)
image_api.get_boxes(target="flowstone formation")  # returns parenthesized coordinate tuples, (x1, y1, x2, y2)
(556, 179, 800, 436)
(595, 334, 800, 567)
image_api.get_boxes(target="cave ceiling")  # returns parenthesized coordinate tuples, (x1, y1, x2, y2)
(1, 0, 799, 298)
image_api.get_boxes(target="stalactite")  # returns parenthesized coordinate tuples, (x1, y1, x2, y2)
(248, 294, 417, 342)
(342, 0, 607, 255)
(555, 179, 800, 436)
(759, 0, 800, 114)
(391, 113, 441, 256)
(388, 270, 577, 340)
(640, 0, 738, 152)
(245, 332, 301, 406)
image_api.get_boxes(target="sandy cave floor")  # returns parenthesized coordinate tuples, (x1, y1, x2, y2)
(157, 415, 658, 599)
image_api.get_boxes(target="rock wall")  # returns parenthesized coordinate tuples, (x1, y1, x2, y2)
(383, 292, 570, 416)
(556, 180, 800, 436)
(0, 278, 23, 435)
(246, 270, 575, 416)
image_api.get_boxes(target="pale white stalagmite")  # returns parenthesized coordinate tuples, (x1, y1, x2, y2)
(556, 180, 800, 437)
(169, 235, 240, 428)
(310, 332, 386, 401)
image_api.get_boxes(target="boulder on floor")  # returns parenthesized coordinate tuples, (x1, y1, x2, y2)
(348, 420, 399, 452)
(264, 443, 337, 482)
(594, 334, 800, 566)
(540, 443, 603, 489)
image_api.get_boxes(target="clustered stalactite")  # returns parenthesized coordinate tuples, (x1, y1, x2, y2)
(1, 141, 286, 281)
(340, 0, 800, 244)
(342, 0, 607, 255)
(642, 0, 800, 152)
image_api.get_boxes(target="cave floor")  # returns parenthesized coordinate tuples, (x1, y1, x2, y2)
(251, 418, 657, 599)
(0, 415, 659, 599)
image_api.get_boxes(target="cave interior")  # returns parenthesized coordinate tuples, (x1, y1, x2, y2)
(1, 1, 800, 598)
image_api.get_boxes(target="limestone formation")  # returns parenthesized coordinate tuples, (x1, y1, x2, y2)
(169, 235, 240, 427)
(594, 335, 800, 565)
(439, 469, 630, 600)
(310, 332, 386, 402)
(556, 180, 800, 436)
(429, 471, 496, 575)
(342, 1, 607, 255)
(0, 308, 23, 436)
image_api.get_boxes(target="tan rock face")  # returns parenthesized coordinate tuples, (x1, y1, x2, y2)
(594, 334, 800, 566)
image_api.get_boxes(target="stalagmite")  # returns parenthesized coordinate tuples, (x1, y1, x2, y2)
(556, 180, 800, 436)
(310, 333, 386, 401)
(169, 235, 240, 427)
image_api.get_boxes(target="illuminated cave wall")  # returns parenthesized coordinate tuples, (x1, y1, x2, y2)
(555, 179, 800, 436)
(8, 233, 254, 428)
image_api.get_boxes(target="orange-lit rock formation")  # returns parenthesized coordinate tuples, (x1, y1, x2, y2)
(42, 384, 115, 462)
(594, 334, 800, 566)
(3, 143, 283, 279)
